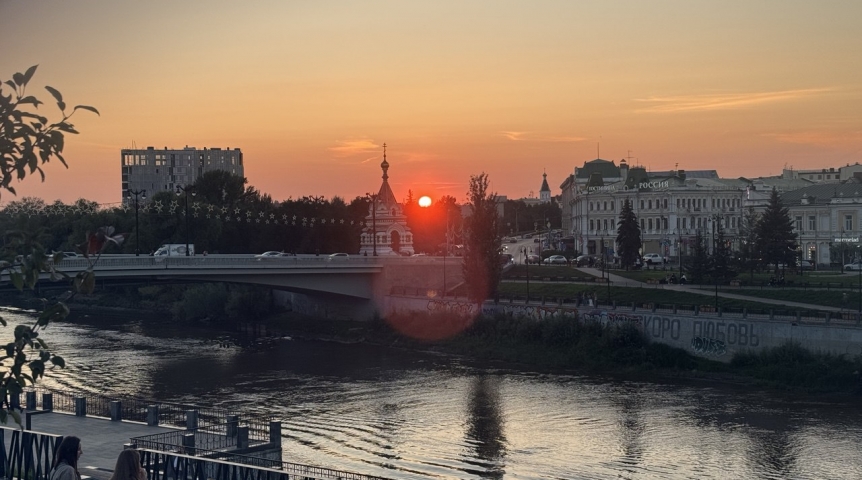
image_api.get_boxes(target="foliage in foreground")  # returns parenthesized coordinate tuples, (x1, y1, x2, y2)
(731, 342, 862, 393)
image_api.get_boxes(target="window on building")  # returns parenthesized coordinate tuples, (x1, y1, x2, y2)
(603, 201, 607, 210)
(590, 219, 594, 230)
(845, 215, 853, 232)
(649, 200, 653, 209)
(648, 218, 653, 230)
(589, 202, 593, 211)
(795, 216, 802, 231)
(808, 216, 816, 231)
(611, 202, 614, 211)
(640, 200, 644, 209)
(663, 199, 667, 209)
(663, 217, 668, 230)
(640, 219, 645, 230)
(682, 218, 687, 229)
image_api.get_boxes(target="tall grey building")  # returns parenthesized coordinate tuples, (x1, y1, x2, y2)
(120, 146, 243, 202)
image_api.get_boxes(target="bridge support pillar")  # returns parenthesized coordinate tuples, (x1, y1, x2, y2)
(186, 410, 198, 430)
(26, 391, 36, 410)
(237, 426, 249, 449)
(269, 421, 282, 446)
(147, 405, 159, 426)
(75, 397, 86, 417)
(42, 393, 53, 411)
(227, 415, 239, 437)
(110, 401, 123, 421)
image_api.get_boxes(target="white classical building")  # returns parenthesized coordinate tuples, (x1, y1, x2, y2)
(561, 159, 747, 259)
(359, 147, 415, 256)
(780, 183, 862, 266)
(121, 146, 243, 202)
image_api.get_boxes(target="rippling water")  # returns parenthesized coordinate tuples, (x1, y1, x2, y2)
(5, 308, 862, 479)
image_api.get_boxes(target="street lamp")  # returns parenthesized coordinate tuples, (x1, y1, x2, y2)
(522, 246, 530, 301)
(546, 220, 551, 250)
(366, 193, 379, 256)
(176, 185, 195, 256)
(130, 189, 146, 256)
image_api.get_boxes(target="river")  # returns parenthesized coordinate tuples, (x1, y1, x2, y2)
(3, 308, 862, 479)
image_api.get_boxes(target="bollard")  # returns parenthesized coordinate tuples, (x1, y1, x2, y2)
(769, 309, 774, 320)
(612, 300, 616, 310)
(743, 308, 747, 319)
(74, 397, 86, 417)
(631, 302, 636, 312)
(796, 311, 802, 322)
(269, 421, 282, 446)
(25, 391, 36, 410)
(10, 393, 20, 411)
(147, 405, 159, 426)
(110, 401, 123, 421)
(227, 415, 239, 437)
(42, 393, 53, 411)
(717, 307, 722, 317)
(651, 303, 657, 313)
(237, 426, 249, 449)
(673, 304, 677, 314)
(694, 305, 700, 316)
(182, 433, 196, 456)
(186, 410, 198, 430)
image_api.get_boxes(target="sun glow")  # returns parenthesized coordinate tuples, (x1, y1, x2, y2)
(418, 196, 432, 207)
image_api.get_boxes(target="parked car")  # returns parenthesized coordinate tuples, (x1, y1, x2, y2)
(798, 260, 813, 270)
(543, 255, 568, 265)
(643, 253, 664, 265)
(328, 253, 350, 261)
(533, 238, 541, 243)
(525, 254, 542, 264)
(845, 261, 862, 271)
(575, 254, 597, 266)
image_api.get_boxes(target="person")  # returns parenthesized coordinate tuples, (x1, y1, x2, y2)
(50, 436, 82, 480)
(679, 274, 687, 285)
(109, 449, 147, 480)
(670, 273, 677, 284)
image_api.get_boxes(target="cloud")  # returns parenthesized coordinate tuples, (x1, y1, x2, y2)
(636, 88, 831, 113)
(500, 131, 586, 142)
(328, 138, 380, 158)
(761, 130, 862, 147)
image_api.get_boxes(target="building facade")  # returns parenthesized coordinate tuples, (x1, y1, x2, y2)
(562, 159, 746, 259)
(781, 183, 862, 266)
(121, 146, 243, 202)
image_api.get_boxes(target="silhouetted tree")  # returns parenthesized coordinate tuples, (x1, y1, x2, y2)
(756, 188, 797, 276)
(737, 207, 760, 280)
(709, 216, 736, 284)
(686, 230, 710, 284)
(463, 173, 501, 303)
(615, 199, 641, 269)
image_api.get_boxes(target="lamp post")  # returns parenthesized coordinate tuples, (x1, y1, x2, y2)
(176, 185, 195, 256)
(522, 246, 530, 301)
(366, 193, 379, 256)
(547, 220, 551, 251)
(130, 189, 146, 256)
(677, 229, 683, 277)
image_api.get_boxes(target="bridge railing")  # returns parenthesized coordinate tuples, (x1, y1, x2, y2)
(0, 427, 62, 480)
(38, 255, 387, 272)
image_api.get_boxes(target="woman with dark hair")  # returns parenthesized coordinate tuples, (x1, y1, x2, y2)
(109, 449, 147, 480)
(51, 436, 82, 480)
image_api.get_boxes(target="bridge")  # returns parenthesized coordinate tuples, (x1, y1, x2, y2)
(16, 255, 386, 299)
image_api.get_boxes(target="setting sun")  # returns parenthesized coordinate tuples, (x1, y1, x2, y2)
(418, 196, 432, 207)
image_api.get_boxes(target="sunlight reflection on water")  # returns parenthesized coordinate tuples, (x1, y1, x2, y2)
(5, 308, 862, 479)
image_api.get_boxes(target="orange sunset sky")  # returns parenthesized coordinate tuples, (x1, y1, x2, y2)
(2, 1, 861, 206)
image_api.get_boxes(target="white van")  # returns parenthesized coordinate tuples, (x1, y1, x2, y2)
(153, 244, 195, 256)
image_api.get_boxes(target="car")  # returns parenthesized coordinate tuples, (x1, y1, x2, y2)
(525, 254, 542, 264)
(255, 251, 284, 259)
(508, 238, 517, 244)
(533, 238, 540, 243)
(543, 255, 568, 265)
(499, 253, 514, 265)
(328, 253, 349, 261)
(643, 253, 663, 265)
(798, 260, 813, 270)
(845, 262, 862, 271)
(575, 254, 598, 267)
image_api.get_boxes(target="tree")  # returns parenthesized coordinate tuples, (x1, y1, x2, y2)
(0, 66, 98, 425)
(709, 216, 736, 285)
(615, 199, 641, 269)
(462, 173, 502, 303)
(686, 230, 710, 284)
(737, 207, 760, 280)
(756, 188, 797, 276)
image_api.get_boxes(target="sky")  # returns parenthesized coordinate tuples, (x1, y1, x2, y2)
(2, 1, 861, 206)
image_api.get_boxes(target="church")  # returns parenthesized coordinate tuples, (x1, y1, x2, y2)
(359, 145, 415, 256)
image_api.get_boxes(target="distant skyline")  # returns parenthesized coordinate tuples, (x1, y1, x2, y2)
(2, 1, 861, 206)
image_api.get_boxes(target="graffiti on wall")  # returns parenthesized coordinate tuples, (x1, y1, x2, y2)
(581, 310, 643, 328)
(691, 336, 727, 356)
(482, 304, 578, 321)
(427, 299, 475, 316)
(692, 320, 760, 348)
(643, 315, 681, 340)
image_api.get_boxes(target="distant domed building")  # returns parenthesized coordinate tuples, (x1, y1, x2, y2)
(359, 145, 415, 256)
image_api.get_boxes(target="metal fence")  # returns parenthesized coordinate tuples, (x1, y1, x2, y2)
(139, 448, 394, 480)
(0, 427, 62, 480)
(132, 418, 274, 453)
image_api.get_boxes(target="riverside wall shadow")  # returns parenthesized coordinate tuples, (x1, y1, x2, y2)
(385, 296, 862, 363)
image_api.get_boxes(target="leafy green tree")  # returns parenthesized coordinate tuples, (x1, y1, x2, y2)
(686, 230, 710, 284)
(462, 173, 501, 303)
(615, 199, 641, 269)
(756, 188, 797, 276)
(0, 66, 98, 425)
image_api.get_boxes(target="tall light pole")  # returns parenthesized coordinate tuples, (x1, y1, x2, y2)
(522, 246, 530, 301)
(176, 185, 195, 256)
(546, 220, 551, 250)
(130, 189, 146, 256)
(366, 193, 379, 256)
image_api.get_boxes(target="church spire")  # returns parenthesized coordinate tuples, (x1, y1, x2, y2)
(381, 143, 389, 181)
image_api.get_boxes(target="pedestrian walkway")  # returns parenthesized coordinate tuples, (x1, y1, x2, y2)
(575, 267, 842, 312)
(24, 412, 176, 476)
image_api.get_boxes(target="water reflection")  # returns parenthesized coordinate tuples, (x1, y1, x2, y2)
(463, 375, 507, 479)
(613, 386, 646, 472)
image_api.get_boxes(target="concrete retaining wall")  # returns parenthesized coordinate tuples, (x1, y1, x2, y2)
(385, 296, 862, 362)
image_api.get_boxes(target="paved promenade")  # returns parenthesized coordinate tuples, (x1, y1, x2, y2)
(23, 412, 175, 479)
